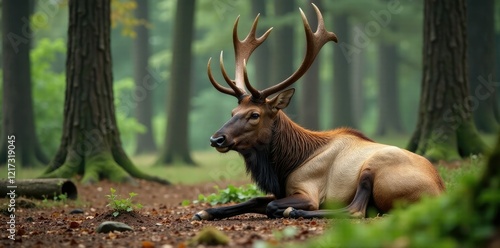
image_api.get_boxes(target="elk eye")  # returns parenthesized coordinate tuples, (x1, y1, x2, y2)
(250, 113, 260, 119)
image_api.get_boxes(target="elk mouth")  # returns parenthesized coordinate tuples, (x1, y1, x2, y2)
(210, 135, 235, 153)
(215, 146, 231, 153)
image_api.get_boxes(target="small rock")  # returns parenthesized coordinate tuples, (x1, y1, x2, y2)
(70, 209, 84, 214)
(96, 221, 134, 233)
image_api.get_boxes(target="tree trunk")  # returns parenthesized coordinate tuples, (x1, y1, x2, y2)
(0, 179, 77, 200)
(407, 0, 487, 162)
(466, 0, 498, 133)
(133, 0, 157, 154)
(299, 1, 322, 130)
(157, 0, 195, 165)
(375, 42, 404, 135)
(272, 0, 298, 120)
(350, 30, 366, 125)
(0, 0, 49, 168)
(251, 0, 271, 89)
(43, 0, 169, 185)
(332, 14, 355, 128)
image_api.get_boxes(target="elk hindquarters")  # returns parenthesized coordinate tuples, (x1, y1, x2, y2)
(346, 169, 374, 217)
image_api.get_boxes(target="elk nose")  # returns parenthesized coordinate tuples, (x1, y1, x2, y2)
(210, 135, 226, 147)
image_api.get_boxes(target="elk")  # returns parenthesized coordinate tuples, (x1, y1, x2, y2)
(193, 4, 445, 220)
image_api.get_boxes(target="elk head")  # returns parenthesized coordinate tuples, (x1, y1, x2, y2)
(208, 3, 337, 153)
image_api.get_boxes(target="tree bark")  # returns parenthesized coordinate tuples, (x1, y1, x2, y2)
(133, 0, 157, 154)
(157, 0, 196, 165)
(407, 0, 487, 162)
(466, 0, 498, 133)
(272, 0, 298, 120)
(0, 179, 77, 200)
(332, 14, 356, 128)
(43, 0, 169, 185)
(299, 1, 322, 130)
(350, 30, 366, 125)
(375, 42, 404, 135)
(0, 0, 48, 168)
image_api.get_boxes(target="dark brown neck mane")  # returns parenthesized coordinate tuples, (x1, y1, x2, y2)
(240, 111, 333, 198)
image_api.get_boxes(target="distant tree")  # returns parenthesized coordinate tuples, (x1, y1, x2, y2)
(133, 0, 157, 154)
(0, 0, 49, 168)
(375, 39, 404, 135)
(272, 0, 298, 119)
(407, 0, 487, 161)
(157, 0, 195, 165)
(350, 29, 367, 125)
(332, 14, 356, 128)
(466, 0, 498, 133)
(299, 1, 322, 130)
(43, 0, 168, 184)
(251, 0, 271, 89)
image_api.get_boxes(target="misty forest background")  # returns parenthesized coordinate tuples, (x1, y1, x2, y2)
(1, 0, 500, 170)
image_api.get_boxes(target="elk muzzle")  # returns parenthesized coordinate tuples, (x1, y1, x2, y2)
(210, 134, 231, 153)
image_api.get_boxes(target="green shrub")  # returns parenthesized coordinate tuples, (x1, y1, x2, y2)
(106, 188, 143, 217)
(309, 162, 498, 248)
(194, 184, 265, 206)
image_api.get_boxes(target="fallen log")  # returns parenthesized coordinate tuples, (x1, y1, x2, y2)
(0, 178, 78, 200)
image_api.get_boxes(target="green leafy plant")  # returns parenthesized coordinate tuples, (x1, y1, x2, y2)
(106, 188, 143, 217)
(194, 184, 265, 206)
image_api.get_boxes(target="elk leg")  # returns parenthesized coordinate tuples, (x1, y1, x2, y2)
(265, 194, 318, 218)
(285, 170, 374, 219)
(192, 196, 275, 220)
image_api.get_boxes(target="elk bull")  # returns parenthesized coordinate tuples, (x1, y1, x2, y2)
(193, 4, 445, 220)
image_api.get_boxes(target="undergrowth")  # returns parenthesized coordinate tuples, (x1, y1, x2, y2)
(184, 184, 265, 206)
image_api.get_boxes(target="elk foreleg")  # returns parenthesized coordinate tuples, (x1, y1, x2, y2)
(192, 196, 275, 220)
(265, 194, 319, 218)
(285, 170, 374, 219)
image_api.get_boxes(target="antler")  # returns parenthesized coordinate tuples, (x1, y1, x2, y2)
(258, 3, 338, 99)
(208, 3, 337, 101)
(207, 14, 273, 99)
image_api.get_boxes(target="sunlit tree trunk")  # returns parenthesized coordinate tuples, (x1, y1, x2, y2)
(43, 0, 169, 184)
(466, 0, 498, 133)
(332, 14, 355, 128)
(407, 0, 487, 161)
(134, 0, 157, 154)
(0, 0, 48, 168)
(157, 0, 195, 165)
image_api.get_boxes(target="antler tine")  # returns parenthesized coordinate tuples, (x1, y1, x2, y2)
(233, 14, 273, 98)
(260, 3, 337, 99)
(243, 59, 260, 98)
(207, 57, 240, 97)
(219, 51, 245, 97)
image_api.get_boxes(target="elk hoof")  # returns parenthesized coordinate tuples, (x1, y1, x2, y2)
(283, 207, 295, 218)
(192, 210, 212, 220)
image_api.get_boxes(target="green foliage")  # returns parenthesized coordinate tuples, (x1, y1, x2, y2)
(189, 88, 235, 150)
(194, 184, 264, 206)
(113, 77, 146, 153)
(310, 162, 498, 248)
(106, 188, 143, 217)
(31, 38, 66, 156)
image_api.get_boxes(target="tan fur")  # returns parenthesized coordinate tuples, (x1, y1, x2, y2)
(286, 130, 445, 212)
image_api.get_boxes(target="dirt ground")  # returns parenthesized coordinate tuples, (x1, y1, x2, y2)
(0, 179, 330, 248)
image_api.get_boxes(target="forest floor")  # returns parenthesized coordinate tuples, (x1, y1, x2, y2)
(0, 179, 330, 248)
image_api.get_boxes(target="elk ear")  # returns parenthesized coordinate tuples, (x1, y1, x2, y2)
(269, 88, 295, 112)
